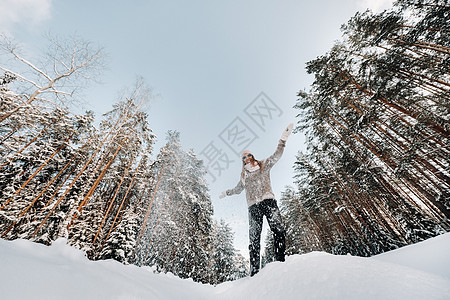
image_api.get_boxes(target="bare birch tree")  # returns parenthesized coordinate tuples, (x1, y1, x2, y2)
(0, 34, 105, 123)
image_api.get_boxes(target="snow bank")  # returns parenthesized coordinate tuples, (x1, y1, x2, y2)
(373, 232, 450, 279)
(1, 233, 449, 300)
(0, 238, 213, 300)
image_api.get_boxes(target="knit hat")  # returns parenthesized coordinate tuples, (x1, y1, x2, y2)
(242, 149, 252, 156)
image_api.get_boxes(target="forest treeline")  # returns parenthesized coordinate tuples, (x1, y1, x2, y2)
(0, 83, 248, 283)
(0, 41, 247, 285)
(1, 0, 449, 283)
(262, 0, 449, 261)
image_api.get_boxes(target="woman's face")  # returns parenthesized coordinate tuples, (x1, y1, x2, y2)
(242, 153, 254, 165)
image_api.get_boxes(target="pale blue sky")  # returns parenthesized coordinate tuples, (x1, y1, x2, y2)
(1, 0, 393, 257)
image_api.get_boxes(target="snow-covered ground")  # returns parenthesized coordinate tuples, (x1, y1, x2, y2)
(1, 233, 449, 300)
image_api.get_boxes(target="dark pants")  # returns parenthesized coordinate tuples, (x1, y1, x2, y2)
(248, 198, 286, 276)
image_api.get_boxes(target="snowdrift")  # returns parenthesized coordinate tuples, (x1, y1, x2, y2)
(1, 233, 449, 300)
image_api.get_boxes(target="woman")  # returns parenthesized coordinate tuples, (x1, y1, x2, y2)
(220, 123, 293, 276)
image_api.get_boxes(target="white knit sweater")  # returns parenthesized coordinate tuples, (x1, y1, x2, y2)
(226, 140, 285, 207)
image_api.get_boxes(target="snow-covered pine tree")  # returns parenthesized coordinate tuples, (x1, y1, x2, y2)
(68, 82, 156, 259)
(0, 76, 95, 244)
(174, 149, 214, 283)
(67, 195, 105, 258)
(286, 0, 449, 256)
(139, 131, 215, 283)
(209, 219, 237, 285)
(0, 34, 105, 245)
(230, 253, 249, 280)
(137, 131, 182, 271)
(99, 208, 140, 264)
